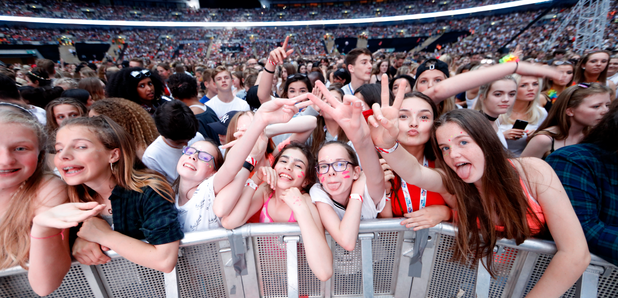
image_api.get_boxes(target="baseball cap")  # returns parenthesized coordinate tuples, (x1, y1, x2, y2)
(416, 58, 450, 80)
(207, 110, 239, 135)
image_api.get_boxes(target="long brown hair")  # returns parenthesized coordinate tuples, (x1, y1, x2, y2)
(530, 83, 610, 143)
(61, 116, 174, 203)
(78, 77, 106, 102)
(573, 50, 611, 84)
(431, 109, 543, 276)
(0, 106, 62, 270)
(44, 97, 88, 134)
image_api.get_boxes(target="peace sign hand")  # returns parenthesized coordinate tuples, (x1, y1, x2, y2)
(254, 94, 311, 126)
(367, 74, 405, 148)
(269, 36, 294, 65)
(307, 81, 369, 144)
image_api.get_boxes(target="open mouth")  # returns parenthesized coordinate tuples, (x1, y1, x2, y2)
(455, 162, 471, 180)
(279, 173, 293, 181)
(63, 166, 84, 175)
(0, 169, 19, 174)
(183, 162, 196, 171)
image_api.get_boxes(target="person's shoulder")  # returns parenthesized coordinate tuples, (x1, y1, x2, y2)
(35, 174, 68, 209)
(549, 143, 600, 160)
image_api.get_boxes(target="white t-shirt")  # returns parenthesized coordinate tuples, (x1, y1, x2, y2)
(205, 95, 250, 119)
(176, 174, 221, 233)
(310, 184, 386, 220)
(466, 92, 480, 109)
(499, 107, 548, 157)
(141, 133, 205, 183)
(343, 83, 355, 96)
(29, 105, 46, 125)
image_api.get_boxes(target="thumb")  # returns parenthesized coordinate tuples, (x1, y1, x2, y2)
(77, 202, 105, 210)
(101, 245, 110, 251)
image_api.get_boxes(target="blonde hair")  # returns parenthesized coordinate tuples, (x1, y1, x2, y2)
(0, 107, 57, 270)
(474, 76, 518, 112)
(499, 74, 544, 125)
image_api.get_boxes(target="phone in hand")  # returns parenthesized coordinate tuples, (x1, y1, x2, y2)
(513, 119, 528, 130)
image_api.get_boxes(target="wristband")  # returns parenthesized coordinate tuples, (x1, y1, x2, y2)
(246, 156, 257, 167)
(245, 179, 258, 190)
(31, 229, 65, 240)
(264, 67, 274, 74)
(375, 141, 399, 154)
(350, 194, 363, 203)
(268, 59, 277, 66)
(242, 161, 255, 173)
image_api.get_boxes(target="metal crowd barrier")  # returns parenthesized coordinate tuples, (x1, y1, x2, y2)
(1, 219, 616, 297)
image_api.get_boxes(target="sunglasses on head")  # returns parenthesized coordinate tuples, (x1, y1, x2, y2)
(130, 69, 151, 79)
(182, 146, 215, 165)
(288, 73, 307, 80)
(554, 60, 573, 66)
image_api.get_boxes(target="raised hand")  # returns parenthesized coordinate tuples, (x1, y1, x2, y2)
(269, 36, 294, 65)
(254, 94, 311, 126)
(33, 202, 106, 229)
(256, 166, 278, 190)
(367, 74, 405, 148)
(307, 81, 369, 144)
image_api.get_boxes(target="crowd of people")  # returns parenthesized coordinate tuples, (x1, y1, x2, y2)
(2, 0, 516, 22)
(0, 0, 617, 297)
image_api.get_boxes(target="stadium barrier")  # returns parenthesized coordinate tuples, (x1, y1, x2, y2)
(0, 219, 616, 298)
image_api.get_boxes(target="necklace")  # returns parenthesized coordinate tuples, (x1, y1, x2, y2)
(483, 112, 498, 122)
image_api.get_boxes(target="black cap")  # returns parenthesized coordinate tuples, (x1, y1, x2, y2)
(207, 110, 239, 135)
(416, 58, 450, 80)
(61, 89, 91, 106)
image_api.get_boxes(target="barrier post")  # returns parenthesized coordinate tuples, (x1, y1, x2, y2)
(475, 259, 491, 298)
(359, 232, 375, 298)
(576, 265, 603, 298)
(163, 266, 179, 298)
(284, 236, 300, 298)
(79, 264, 109, 298)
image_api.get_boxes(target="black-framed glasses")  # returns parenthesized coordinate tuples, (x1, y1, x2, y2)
(317, 161, 353, 174)
(182, 146, 215, 164)
(130, 69, 151, 79)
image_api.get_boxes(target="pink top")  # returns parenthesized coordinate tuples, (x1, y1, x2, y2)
(259, 192, 296, 223)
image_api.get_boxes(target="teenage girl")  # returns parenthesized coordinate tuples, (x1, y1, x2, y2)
(0, 103, 94, 296)
(473, 76, 518, 148)
(540, 60, 575, 112)
(522, 83, 611, 159)
(221, 141, 333, 282)
(366, 92, 590, 297)
(44, 97, 87, 134)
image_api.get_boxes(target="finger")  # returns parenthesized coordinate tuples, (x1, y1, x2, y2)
(307, 92, 334, 115)
(101, 245, 110, 251)
(282, 35, 290, 51)
(351, 100, 363, 121)
(220, 139, 237, 149)
(367, 114, 380, 128)
(393, 78, 406, 109)
(74, 252, 95, 265)
(73, 202, 105, 211)
(380, 75, 390, 107)
(295, 100, 312, 109)
(286, 49, 294, 58)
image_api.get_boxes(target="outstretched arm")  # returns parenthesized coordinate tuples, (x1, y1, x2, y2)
(257, 36, 294, 103)
(424, 62, 563, 103)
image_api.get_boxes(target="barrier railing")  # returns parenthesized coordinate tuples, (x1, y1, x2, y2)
(1, 219, 616, 298)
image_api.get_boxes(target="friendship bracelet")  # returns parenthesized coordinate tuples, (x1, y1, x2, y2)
(499, 54, 519, 64)
(264, 67, 275, 74)
(245, 179, 258, 191)
(375, 142, 399, 154)
(514, 61, 519, 74)
(350, 194, 363, 203)
(268, 59, 277, 66)
(31, 229, 65, 240)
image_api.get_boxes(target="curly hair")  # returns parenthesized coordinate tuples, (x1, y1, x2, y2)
(105, 67, 164, 105)
(89, 97, 159, 156)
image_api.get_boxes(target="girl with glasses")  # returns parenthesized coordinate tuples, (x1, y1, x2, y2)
(175, 97, 313, 233)
(306, 82, 388, 251)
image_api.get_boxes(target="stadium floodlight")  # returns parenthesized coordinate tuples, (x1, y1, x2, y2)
(0, 0, 552, 28)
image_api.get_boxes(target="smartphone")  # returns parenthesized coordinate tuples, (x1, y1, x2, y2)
(513, 119, 528, 130)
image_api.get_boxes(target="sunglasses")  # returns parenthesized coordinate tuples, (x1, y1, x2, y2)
(554, 60, 573, 66)
(317, 161, 353, 175)
(182, 146, 215, 164)
(130, 69, 151, 79)
(287, 73, 307, 80)
(480, 59, 495, 65)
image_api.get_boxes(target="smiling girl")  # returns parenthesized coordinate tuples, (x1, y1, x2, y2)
(0, 103, 92, 296)
(221, 141, 332, 281)
(53, 116, 183, 273)
(367, 95, 590, 296)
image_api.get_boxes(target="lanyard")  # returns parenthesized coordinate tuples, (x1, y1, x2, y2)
(401, 157, 428, 213)
(346, 83, 354, 95)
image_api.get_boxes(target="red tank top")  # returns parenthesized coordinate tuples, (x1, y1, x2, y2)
(390, 160, 446, 217)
